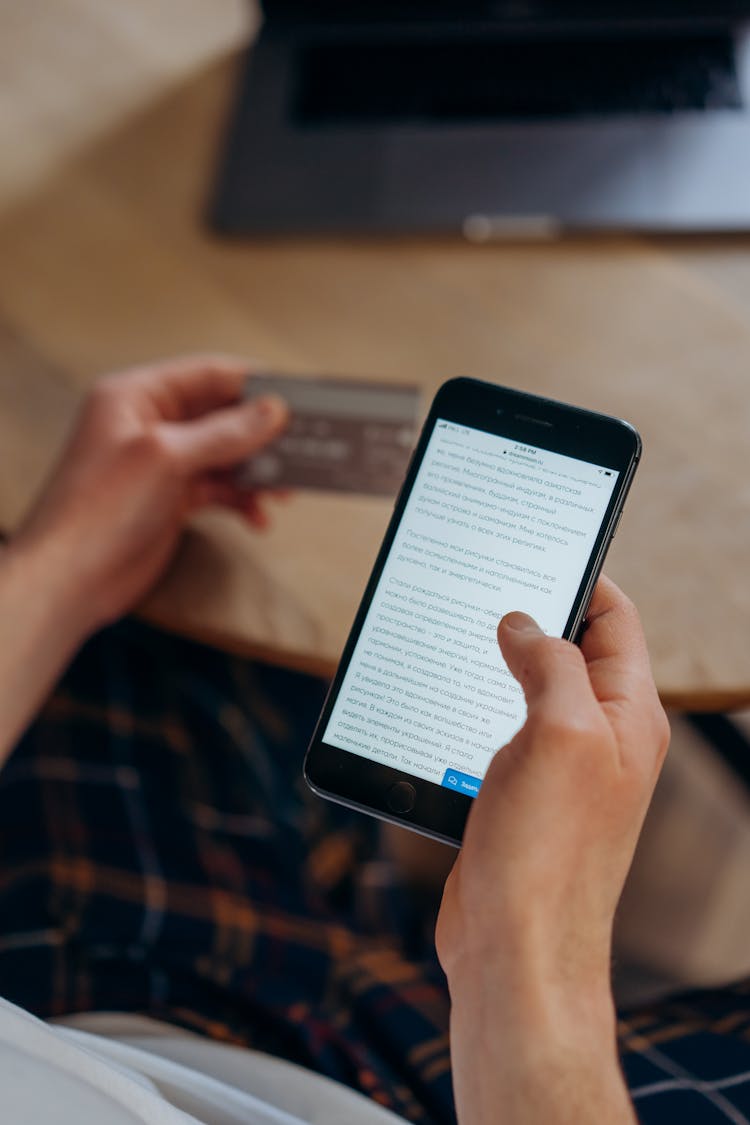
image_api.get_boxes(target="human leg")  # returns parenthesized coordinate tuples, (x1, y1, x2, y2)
(0, 619, 454, 1124)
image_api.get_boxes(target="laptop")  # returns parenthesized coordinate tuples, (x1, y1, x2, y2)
(211, 1, 750, 236)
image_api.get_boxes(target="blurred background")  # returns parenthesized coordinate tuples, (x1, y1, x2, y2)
(2, 0, 750, 1006)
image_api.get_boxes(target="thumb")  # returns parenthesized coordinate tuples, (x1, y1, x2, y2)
(497, 612, 595, 719)
(161, 395, 288, 473)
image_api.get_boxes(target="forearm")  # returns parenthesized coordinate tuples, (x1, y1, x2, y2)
(447, 956, 635, 1125)
(0, 535, 91, 770)
(0, 356, 289, 773)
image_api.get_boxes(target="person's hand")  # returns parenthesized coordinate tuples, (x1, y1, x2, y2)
(436, 578, 669, 1125)
(10, 355, 288, 640)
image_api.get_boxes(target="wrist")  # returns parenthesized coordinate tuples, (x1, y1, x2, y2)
(0, 530, 99, 767)
(446, 952, 632, 1125)
(442, 907, 616, 1023)
(3, 528, 99, 649)
(448, 942, 617, 1051)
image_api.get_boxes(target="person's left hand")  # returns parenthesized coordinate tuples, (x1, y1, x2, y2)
(12, 355, 288, 638)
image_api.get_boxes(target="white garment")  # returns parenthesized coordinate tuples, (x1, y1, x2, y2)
(0, 998, 407, 1124)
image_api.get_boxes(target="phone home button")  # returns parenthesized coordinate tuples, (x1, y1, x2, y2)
(387, 781, 416, 815)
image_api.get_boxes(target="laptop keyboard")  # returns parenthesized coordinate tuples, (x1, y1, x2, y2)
(293, 32, 742, 124)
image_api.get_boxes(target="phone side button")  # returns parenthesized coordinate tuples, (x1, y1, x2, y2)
(610, 512, 623, 540)
(387, 781, 417, 814)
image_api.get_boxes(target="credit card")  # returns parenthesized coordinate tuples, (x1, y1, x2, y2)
(239, 374, 420, 497)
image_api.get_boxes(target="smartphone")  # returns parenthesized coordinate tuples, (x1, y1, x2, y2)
(304, 378, 641, 846)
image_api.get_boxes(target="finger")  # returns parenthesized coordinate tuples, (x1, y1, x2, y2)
(117, 355, 257, 421)
(190, 470, 294, 513)
(241, 495, 271, 530)
(162, 395, 288, 473)
(188, 477, 239, 509)
(580, 577, 656, 706)
(579, 577, 668, 755)
(188, 480, 274, 531)
(220, 490, 271, 529)
(497, 612, 599, 727)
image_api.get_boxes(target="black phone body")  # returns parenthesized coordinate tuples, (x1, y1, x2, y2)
(304, 378, 641, 847)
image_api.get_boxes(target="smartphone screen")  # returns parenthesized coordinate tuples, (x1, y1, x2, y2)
(305, 378, 640, 844)
(320, 418, 620, 798)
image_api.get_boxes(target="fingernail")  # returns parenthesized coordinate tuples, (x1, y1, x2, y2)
(500, 612, 541, 634)
(253, 394, 287, 422)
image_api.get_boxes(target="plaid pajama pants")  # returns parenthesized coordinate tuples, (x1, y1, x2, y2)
(2, 620, 750, 1124)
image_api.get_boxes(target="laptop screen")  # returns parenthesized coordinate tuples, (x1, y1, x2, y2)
(264, 1, 750, 22)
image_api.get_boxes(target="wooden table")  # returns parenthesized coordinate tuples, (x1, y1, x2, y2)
(2, 1, 750, 712)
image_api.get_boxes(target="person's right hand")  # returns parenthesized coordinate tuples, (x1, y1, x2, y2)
(436, 578, 669, 1125)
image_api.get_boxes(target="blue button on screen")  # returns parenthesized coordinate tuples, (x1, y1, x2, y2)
(441, 768, 482, 797)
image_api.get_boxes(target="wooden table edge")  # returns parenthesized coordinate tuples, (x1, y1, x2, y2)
(138, 607, 750, 715)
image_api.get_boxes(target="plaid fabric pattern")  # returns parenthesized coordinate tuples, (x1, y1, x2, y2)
(2, 619, 750, 1122)
(0, 620, 453, 1124)
(620, 986, 750, 1122)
